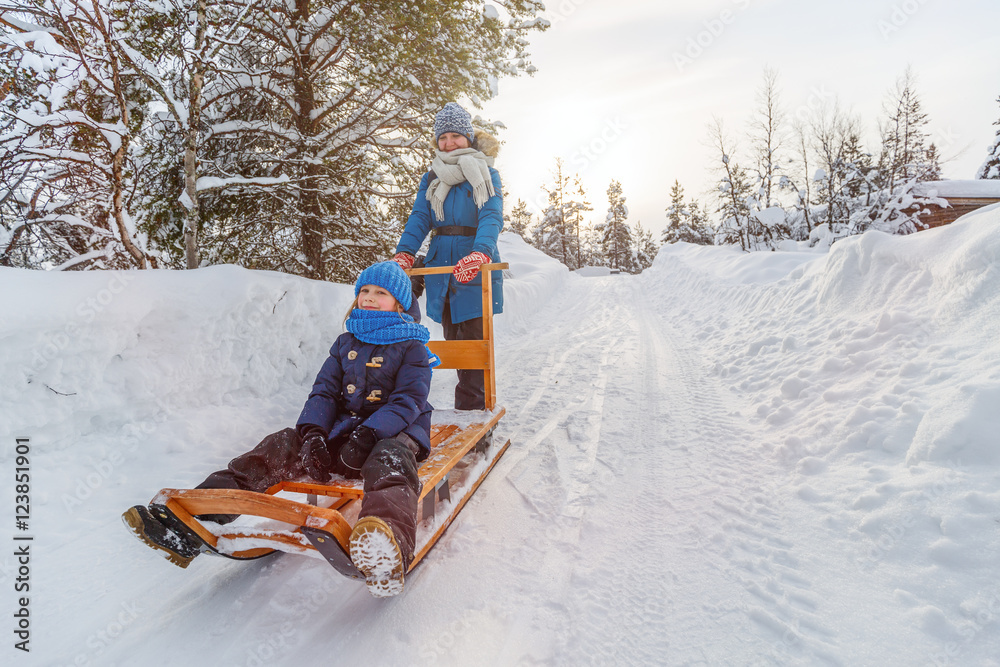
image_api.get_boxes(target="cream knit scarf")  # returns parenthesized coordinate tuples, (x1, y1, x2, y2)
(426, 148, 495, 222)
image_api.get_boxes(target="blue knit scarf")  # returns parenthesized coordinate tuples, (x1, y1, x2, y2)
(346, 309, 430, 345)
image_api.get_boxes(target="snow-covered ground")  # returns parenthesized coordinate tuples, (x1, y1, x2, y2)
(3, 205, 1000, 666)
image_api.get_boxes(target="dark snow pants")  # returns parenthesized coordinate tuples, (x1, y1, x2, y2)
(442, 294, 486, 411)
(196, 428, 422, 563)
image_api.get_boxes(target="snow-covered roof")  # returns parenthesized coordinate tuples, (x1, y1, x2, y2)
(912, 179, 1000, 198)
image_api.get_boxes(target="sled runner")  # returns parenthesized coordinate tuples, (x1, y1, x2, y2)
(146, 263, 510, 581)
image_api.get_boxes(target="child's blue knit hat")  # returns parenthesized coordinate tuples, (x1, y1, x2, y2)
(355, 261, 412, 310)
(434, 102, 475, 145)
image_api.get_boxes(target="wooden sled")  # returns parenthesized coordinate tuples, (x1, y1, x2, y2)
(149, 263, 510, 580)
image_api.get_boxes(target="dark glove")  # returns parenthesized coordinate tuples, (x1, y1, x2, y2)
(410, 254, 426, 298)
(299, 426, 332, 481)
(337, 426, 378, 477)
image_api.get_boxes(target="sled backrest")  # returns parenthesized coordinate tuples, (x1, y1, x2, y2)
(408, 262, 507, 411)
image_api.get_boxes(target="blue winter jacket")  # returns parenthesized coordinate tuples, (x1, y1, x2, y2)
(296, 333, 432, 460)
(396, 169, 504, 325)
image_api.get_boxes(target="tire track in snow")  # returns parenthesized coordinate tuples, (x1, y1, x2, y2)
(496, 274, 842, 665)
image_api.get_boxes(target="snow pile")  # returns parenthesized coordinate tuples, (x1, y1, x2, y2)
(3, 212, 1000, 665)
(645, 206, 1000, 664)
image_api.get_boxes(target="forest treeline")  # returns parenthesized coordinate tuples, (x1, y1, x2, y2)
(512, 68, 1000, 273)
(1, 0, 547, 279)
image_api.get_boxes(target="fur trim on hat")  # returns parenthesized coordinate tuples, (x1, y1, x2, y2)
(428, 128, 500, 158)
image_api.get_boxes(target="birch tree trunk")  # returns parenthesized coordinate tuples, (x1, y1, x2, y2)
(183, 0, 208, 269)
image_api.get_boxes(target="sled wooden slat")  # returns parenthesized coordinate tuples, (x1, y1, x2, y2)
(158, 488, 354, 546)
(221, 531, 313, 559)
(418, 409, 504, 501)
(407, 262, 506, 276)
(266, 479, 364, 499)
(426, 340, 490, 369)
(163, 497, 220, 549)
(264, 410, 503, 503)
(410, 438, 510, 570)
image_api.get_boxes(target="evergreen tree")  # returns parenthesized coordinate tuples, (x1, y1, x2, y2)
(634, 221, 659, 271)
(1, 0, 548, 277)
(531, 159, 590, 269)
(189, 0, 547, 281)
(977, 95, 1000, 179)
(923, 143, 943, 181)
(689, 202, 714, 245)
(598, 179, 635, 272)
(878, 67, 930, 190)
(662, 180, 712, 245)
(564, 175, 592, 269)
(506, 198, 533, 241)
(867, 69, 939, 235)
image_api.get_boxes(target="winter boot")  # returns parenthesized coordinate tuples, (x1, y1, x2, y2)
(122, 505, 203, 569)
(349, 516, 405, 597)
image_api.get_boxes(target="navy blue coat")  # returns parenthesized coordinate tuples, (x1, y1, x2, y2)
(396, 169, 504, 325)
(296, 333, 432, 459)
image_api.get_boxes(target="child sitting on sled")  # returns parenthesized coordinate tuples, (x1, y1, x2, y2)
(123, 261, 433, 597)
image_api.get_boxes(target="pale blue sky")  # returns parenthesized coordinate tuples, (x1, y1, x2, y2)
(484, 0, 1000, 236)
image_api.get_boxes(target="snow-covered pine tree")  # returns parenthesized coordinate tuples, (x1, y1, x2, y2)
(564, 175, 592, 269)
(506, 198, 533, 241)
(868, 69, 939, 235)
(976, 95, 999, 180)
(633, 221, 658, 271)
(810, 105, 865, 237)
(531, 159, 587, 268)
(878, 68, 931, 191)
(598, 179, 636, 272)
(923, 143, 943, 182)
(1, 0, 548, 278)
(689, 202, 714, 245)
(662, 180, 712, 245)
(187, 0, 547, 281)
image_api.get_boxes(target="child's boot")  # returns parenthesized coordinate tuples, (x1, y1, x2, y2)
(349, 516, 406, 597)
(122, 505, 203, 568)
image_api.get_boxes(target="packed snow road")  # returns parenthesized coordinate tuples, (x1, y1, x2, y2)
(488, 272, 834, 665)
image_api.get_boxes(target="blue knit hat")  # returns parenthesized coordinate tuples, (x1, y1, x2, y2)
(434, 102, 475, 145)
(355, 261, 412, 310)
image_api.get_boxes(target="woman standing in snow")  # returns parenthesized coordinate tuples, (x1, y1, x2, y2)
(124, 261, 433, 598)
(393, 102, 503, 411)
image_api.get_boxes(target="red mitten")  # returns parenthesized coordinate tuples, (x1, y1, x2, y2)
(452, 251, 491, 283)
(393, 252, 415, 270)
